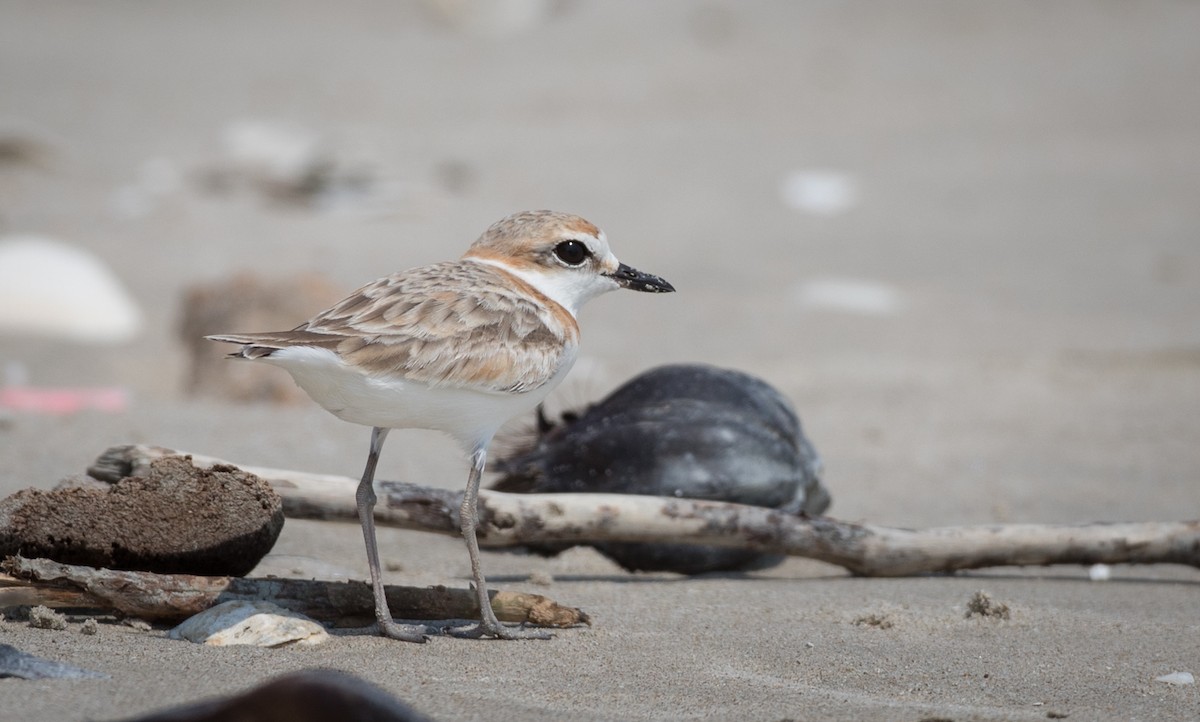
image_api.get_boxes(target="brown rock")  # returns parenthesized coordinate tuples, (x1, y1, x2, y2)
(0, 456, 283, 576)
(178, 272, 341, 403)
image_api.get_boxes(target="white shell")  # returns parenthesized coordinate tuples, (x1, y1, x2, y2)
(0, 235, 143, 343)
(169, 600, 330, 647)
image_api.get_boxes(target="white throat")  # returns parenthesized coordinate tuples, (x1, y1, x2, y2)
(467, 257, 618, 317)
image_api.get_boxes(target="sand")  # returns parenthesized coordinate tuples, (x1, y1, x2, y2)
(1, 2, 1197, 720)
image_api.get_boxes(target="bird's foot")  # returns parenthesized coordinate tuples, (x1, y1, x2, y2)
(444, 620, 553, 641)
(377, 619, 429, 643)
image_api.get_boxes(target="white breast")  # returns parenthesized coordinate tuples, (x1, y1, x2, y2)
(261, 345, 577, 449)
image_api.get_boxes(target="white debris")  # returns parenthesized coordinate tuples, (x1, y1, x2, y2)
(1155, 671, 1194, 685)
(1088, 563, 1111, 581)
(0, 236, 143, 343)
(169, 600, 330, 647)
(780, 170, 859, 216)
(222, 119, 325, 190)
(212, 120, 389, 212)
(792, 277, 904, 316)
(110, 157, 184, 219)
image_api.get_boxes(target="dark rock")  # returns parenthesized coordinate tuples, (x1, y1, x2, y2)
(0, 455, 283, 577)
(120, 669, 430, 722)
(493, 364, 830, 574)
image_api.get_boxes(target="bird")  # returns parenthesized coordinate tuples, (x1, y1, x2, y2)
(206, 210, 674, 641)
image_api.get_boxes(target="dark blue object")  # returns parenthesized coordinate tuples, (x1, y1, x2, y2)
(492, 364, 830, 574)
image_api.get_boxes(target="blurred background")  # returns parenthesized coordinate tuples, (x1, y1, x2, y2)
(1, 1, 1197, 526)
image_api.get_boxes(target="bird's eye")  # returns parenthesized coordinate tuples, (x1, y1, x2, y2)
(553, 240, 590, 266)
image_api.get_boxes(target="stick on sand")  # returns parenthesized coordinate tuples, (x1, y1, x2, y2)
(0, 556, 589, 626)
(90, 445, 1200, 576)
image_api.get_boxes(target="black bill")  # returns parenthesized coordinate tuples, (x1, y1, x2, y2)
(608, 263, 675, 293)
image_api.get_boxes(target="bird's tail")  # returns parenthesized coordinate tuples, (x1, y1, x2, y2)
(205, 333, 284, 360)
(206, 330, 341, 359)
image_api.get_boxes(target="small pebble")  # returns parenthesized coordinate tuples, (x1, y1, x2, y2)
(965, 590, 1010, 620)
(527, 571, 553, 586)
(1088, 563, 1111, 581)
(1155, 671, 1194, 685)
(28, 606, 67, 631)
(80, 618, 98, 636)
(853, 613, 894, 629)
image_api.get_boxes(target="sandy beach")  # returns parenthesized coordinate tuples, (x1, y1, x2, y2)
(1, 2, 1198, 720)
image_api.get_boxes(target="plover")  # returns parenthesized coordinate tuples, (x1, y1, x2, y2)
(207, 210, 674, 641)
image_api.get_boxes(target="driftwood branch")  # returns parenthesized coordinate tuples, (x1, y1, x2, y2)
(0, 557, 589, 626)
(91, 445, 1200, 577)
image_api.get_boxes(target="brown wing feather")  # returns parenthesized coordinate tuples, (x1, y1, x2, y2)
(215, 261, 577, 393)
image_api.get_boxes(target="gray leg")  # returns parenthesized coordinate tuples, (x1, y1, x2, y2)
(357, 426, 427, 643)
(460, 446, 551, 640)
